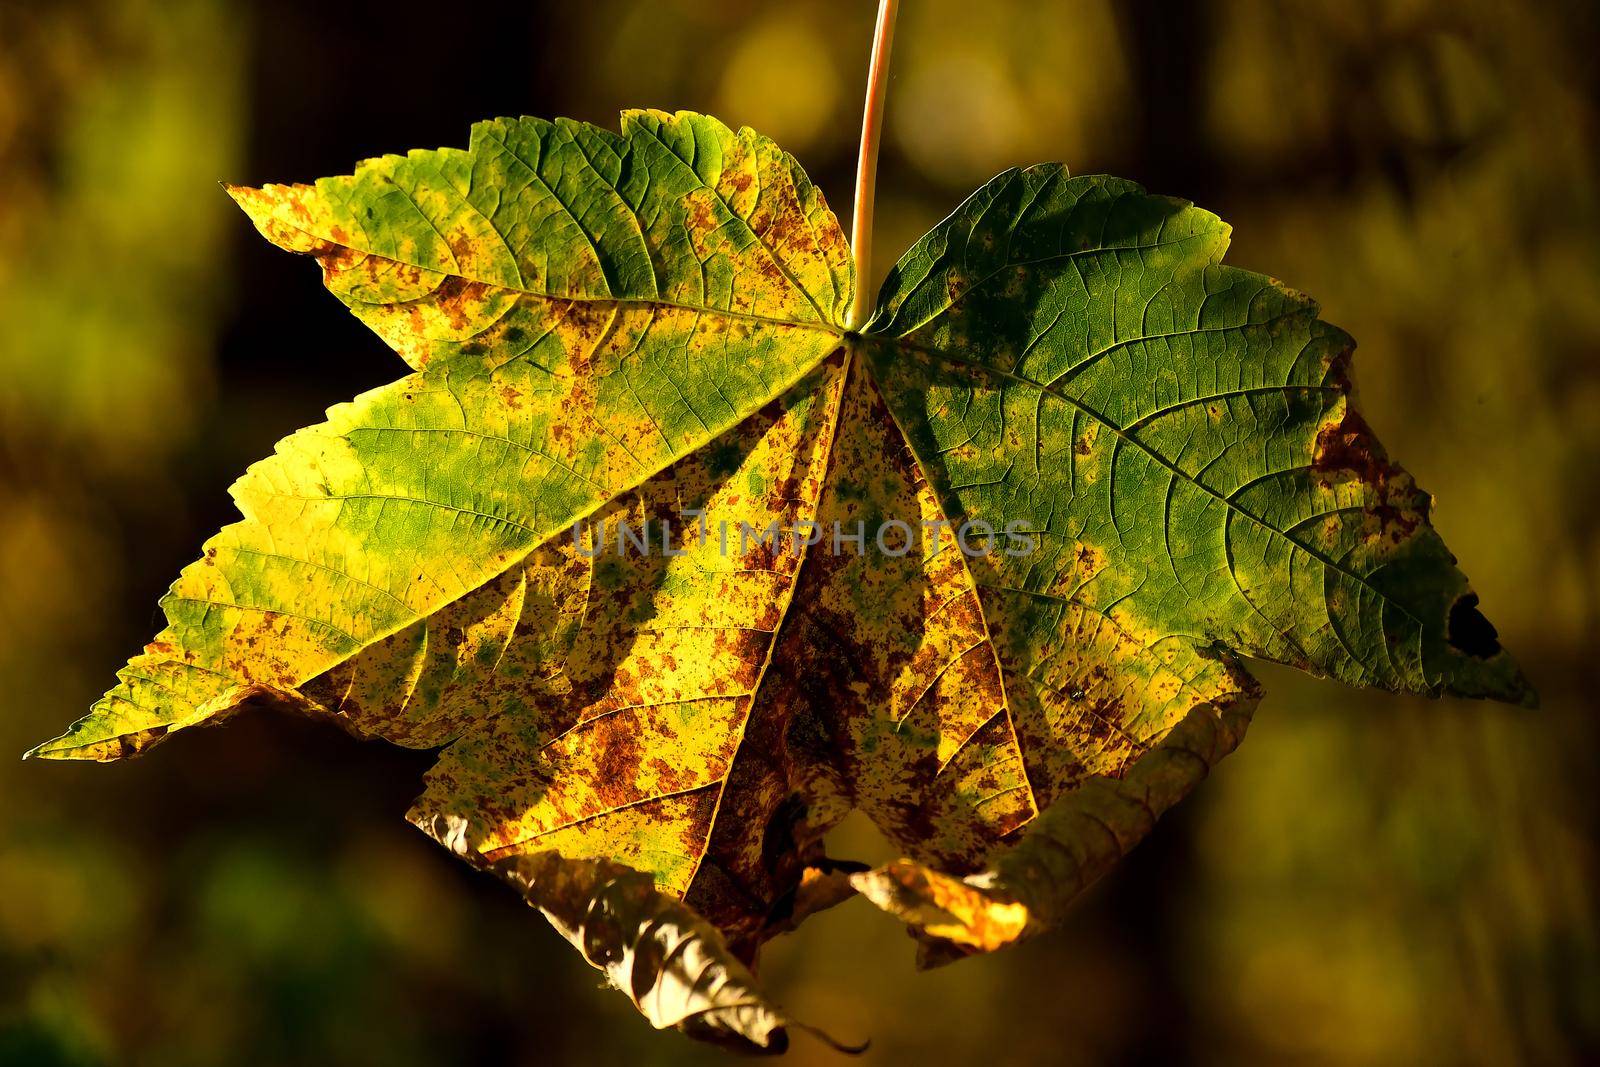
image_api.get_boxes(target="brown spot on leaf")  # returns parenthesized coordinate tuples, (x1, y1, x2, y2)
(1311, 406, 1393, 486)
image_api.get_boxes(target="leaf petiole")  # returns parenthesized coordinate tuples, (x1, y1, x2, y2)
(849, 0, 899, 331)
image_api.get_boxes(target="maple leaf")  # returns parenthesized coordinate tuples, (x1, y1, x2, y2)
(30, 109, 1531, 1051)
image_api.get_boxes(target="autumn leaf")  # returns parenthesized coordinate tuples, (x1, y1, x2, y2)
(30, 109, 1531, 1050)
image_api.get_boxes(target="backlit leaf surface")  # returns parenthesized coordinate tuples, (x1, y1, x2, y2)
(32, 112, 1531, 1050)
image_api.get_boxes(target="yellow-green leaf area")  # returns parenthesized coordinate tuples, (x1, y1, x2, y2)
(31, 112, 851, 762)
(227, 110, 852, 368)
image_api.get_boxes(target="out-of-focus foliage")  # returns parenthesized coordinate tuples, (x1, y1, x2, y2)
(2, 1, 1596, 1065)
(0, 0, 238, 465)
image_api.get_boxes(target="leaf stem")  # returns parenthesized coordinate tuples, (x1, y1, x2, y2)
(848, 0, 899, 331)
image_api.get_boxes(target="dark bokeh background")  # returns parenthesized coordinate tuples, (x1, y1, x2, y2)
(2, 1, 1597, 1063)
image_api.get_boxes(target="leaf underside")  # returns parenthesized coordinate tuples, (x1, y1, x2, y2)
(32, 111, 1532, 1051)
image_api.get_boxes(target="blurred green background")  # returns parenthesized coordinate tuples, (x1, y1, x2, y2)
(1, 0, 1596, 1063)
